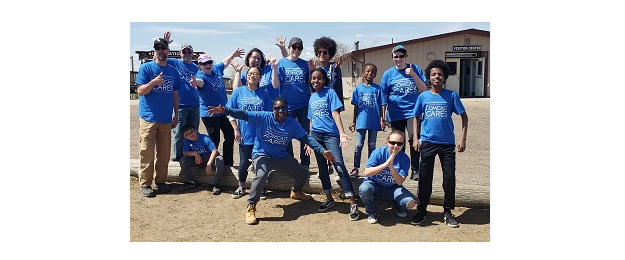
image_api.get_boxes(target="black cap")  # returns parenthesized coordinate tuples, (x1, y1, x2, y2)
(289, 37, 303, 47)
(154, 38, 168, 49)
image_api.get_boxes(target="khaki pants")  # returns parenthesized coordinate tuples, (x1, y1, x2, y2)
(138, 118, 171, 187)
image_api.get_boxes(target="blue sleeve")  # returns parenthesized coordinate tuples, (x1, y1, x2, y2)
(351, 87, 359, 105)
(135, 64, 151, 85)
(240, 73, 247, 85)
(452, 92, 466, 115)
(412, 64, 427, 83)
(328, 89, 343, 112)
(183, 139, 191, 152)
(297, 135, 325, 154)
(204, 135, 217, 152)
(413, 95, 423, 118)
(365, 148, 381, 168)
(226, 89, 238, 109)
(397, 153, 410, 177)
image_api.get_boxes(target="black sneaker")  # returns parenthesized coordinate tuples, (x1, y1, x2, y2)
(443, 212, 460, 228)
(396, 208, 408, 218)
(317, 199, 336, 212)
(155, 183, 170, 193)
(349, 204, 360, 221)
(410, 169, 419, 181)
(141, 186, 156, 197)
(181, 181, 198, 191)
(410, 211, 427, 225)
(232, 187, 244, 199)
(259, 189, 268, 200)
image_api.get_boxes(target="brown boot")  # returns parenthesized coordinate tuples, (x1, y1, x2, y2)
(290, 190, 312, 200)
(246, 204, 258, 225)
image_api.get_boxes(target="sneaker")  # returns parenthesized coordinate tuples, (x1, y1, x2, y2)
(290, 190, 312, 200)
(328, 165, 334, 174)
(317, 199, 336, 212)
(410, 211, 428, 225)
(443, 212, 460, 228)
(232, 187, 244, 199)
(245, 204, 258, 225)
(259, 189, 268, 200)
(212, 185, 221, 195)
(349, 168, 359, 179)
(367, 214, 379, 224)
(396, 208, 408, 218)
(172, 157, 181, 162)
(349, 204, 360, 221)
(155, 183, 170, 193)
(410, 169, 419, 181)
(140, 186, 156, 197)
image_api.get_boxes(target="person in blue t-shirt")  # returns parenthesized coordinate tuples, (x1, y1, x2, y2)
(134, 37, 180, 198)
(409, 60, 468, 228)
(208, 97, 335, 225)
(270, 37, 314, 171)
(196, 49, 244, 167)
(178, 124, 225, 195)
(360, 130, 418, 224)
(349, 63, 387, 179)
(231, 36, 289, 101)
(226, 66, 273, 199)
(162, 31, 200, 162)
(380, 45, 429, 181)
(308, 68, 359, 221)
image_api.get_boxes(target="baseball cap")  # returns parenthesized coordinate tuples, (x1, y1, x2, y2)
(154, 38, 169, 49)
(392, 45, 407, 53)
(198, 54, 213, 63)
(289, 37, 303, 47)
(180, 43, 193, 51)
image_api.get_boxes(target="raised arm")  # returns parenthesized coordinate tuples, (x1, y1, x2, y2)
(406, 64, 428, 92)
(223, 48, 245, 68)
(275, 35, 289, 58)
(231, 60, 244, 90)
(269, 54, 280, 89)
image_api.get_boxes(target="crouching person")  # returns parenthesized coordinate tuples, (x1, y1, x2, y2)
(179, 124, 224, 195)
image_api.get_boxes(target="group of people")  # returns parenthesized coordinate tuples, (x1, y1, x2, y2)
(135, 32, 468, 228)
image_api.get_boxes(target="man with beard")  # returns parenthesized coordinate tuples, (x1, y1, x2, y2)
(134, 37, 180, 197)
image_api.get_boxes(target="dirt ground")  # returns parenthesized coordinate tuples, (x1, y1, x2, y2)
(129, 97, 490, 242)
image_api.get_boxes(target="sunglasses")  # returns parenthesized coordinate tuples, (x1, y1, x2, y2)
(199, 60, 214, 65)
(155, 45, 168, 51)
(393, 55, 405, 59)
(273, 106, 288, 112)
(291, 45, 303, 51)
(388, 141, 404, 146)
(182, 50, 193, 55)
(316, 50, 328, 56)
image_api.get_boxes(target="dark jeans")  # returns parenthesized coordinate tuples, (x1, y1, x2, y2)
(417, 141, 456, 212)
(390, 118, 419, 172)
(237, 144, 254, 185)
(201, 115, 234, 165)
(286, 105, 310, 167)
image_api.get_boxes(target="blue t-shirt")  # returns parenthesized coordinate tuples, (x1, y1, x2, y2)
(196, 62, 228, 117)
(183, 133, 217, 155)
(380, 63, 427, 122)
(241, 64, 279, 101)
(308, 87, 343, 136)
(277, 57, 310, 111)
(246, 111, 308, 158)
(135, 61, 181, 123)
(351, 83, 387, 131)
(167, 58, 199, 107)
(364, 146, 410, 187)
(226, 87, 273, 145)
(413, 89, 466, 145)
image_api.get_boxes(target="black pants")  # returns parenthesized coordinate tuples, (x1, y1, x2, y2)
(390, 118, 419, 171)
(417, 141, 456, 212)
(201, 115, 234, 166)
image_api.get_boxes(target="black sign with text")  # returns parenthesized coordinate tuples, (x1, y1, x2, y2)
(453, 46, 482, 51)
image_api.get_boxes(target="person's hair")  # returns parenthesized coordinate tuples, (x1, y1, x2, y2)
(180, 124, 197, 135)
(310, 68, 329, 87)
(244, 48, 266, 69)
(313, 36, 337, 59)
(363, 63, 377, 74)
(424, 59, 451, 85)
(386, 130, 406, 143)
(273, 96, 288, 107)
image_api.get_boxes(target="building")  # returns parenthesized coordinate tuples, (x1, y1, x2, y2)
(344, 28, 490, 97)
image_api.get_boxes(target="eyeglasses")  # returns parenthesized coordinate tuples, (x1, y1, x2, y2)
(248, 72, 261, 76)
(291, 45, 303, 51)
(316, 50, 328, 56)
(199, 60, 214, 65)
(388, 141, 404, 146)
(393, 55, 405, 59)
(155, 45, 168, 51)
(273, 106, 288, 112)
(182, 50, 193, 55)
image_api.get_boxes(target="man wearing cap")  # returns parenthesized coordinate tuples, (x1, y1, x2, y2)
(271, 37, 312, 171)
(162, 31, 200, 162)
(380, 45, 428, 181)
(134, 37, 181, 197)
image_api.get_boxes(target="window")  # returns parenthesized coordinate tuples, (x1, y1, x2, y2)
(477, 61, 483, 76)
(448, 62, 457, 75)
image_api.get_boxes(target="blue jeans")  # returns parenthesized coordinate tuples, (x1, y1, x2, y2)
(358, 179, 416, 216)
(286, 105, 310, 167)
(172, 105, 200, 160)
(311, 132, 355, 197)
(237, 144, 254, 186)
(354, 129, 378, 169)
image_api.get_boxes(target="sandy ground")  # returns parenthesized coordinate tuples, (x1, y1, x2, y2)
(129, 97, 490, 242)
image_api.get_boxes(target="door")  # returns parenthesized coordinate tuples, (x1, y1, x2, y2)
(473, 58, 485, 97)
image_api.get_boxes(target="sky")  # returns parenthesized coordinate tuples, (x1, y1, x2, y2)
(129, 22, 490, 72)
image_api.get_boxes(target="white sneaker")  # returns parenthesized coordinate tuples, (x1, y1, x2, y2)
(232, 187, 244, 199)
(367, 214, 379, 224)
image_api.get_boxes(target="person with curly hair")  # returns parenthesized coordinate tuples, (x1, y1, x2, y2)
(313, 36, 344, 108)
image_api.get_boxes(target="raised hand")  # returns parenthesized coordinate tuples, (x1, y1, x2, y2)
(405, 65, 414, 76)
(231, 59, 244, 73)
(307, 59, 316, 71)
(275, 35, 286, 48)
(163, 31, 173, 45)
(268, 54, 279, 67)
(231, 48, 245, 59)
